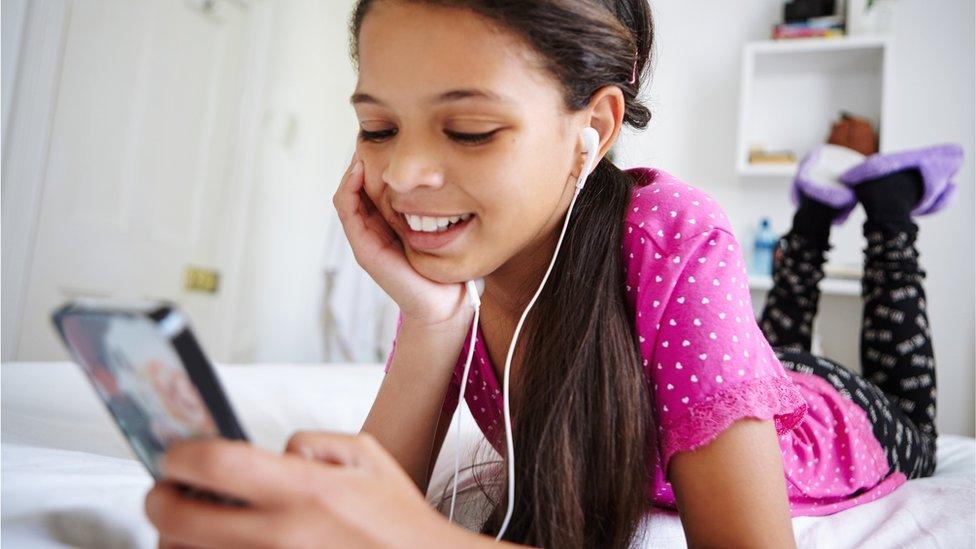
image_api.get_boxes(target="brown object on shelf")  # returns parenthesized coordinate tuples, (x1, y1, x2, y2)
(827, 112, 878, 155)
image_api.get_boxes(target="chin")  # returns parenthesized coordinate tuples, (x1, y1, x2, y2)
(405, 249, 475, 285)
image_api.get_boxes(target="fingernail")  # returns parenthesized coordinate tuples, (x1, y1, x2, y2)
(352, 160, 363, 172)
(299, 446, 314, 460)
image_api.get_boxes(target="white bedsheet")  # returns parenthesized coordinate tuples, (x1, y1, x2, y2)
(2, 361, 973, 548)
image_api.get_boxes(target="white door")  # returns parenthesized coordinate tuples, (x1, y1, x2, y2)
(16, 0, 253, 361)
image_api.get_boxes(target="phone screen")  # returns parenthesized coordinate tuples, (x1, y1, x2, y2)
(59, 312, 221, 479)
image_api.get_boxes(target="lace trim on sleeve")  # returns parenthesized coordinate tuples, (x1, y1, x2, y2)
(660, 375, 807, 472)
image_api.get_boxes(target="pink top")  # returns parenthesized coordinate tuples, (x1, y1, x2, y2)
(385, 167, 907, 517)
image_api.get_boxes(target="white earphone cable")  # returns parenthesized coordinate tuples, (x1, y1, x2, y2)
(447, 281, 481, 523)
(447, 131, 598, 541)
(493, 174, 588, 541)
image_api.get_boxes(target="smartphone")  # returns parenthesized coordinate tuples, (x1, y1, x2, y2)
(51, 299, 249, 486)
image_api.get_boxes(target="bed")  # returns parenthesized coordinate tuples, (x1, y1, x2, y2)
(2, 361, 973, 548)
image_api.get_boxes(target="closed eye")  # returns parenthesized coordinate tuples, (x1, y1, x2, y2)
(357, 128, 500, 146)
(444, 129, 500, 145)
(358, 128, 396, 143)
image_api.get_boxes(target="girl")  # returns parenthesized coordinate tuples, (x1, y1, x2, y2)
(146, 1, 963, 547)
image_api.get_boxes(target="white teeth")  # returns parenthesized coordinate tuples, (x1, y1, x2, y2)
(405, 215, 422, 231)
(403, 213, 473, 233)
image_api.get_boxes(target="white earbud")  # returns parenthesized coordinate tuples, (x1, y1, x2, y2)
(577, 126, 601, 189)
(464, 278, 484, 308)
(451, 126, 601, 540)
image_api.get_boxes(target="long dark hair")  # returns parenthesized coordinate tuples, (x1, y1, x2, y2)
(351, 2, 657, 547)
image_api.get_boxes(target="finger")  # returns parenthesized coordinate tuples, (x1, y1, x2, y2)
(146, 482, 275, 549)
(359, 194, 403, 250)
(284, 431, 389, 472)
(333, 158, 366, 227)
(158, 538, 188, 549)
(332, 162, 407, 264)
(157, 537, 180, 549)
(345, 148, 358, 171)
(284, 431, 361, 466)
(332, 160, 380, 256)
(159, 439, 326, 508)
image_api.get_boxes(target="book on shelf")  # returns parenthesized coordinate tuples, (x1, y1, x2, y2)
(748, 148, 797, 164)
(772, 15, 846, 40)
(772, 25, 845, 40)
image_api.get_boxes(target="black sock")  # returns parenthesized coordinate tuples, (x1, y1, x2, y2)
(788, 193, 841, 248)
(854, 168, 924, 223)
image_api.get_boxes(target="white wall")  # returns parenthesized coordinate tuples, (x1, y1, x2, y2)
(615, 0, 975, 436)
(231, 0, 360, 363)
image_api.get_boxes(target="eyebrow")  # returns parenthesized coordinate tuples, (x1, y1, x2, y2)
(349, 88, 514, 106)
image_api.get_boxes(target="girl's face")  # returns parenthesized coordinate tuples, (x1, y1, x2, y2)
(354, 1, 587, 285)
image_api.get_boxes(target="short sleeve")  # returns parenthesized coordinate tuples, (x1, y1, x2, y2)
(383, 312, 404, 373)
(639, 229, 807, 475)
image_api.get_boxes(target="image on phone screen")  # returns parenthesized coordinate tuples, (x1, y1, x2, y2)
(58, 312, 221, 479)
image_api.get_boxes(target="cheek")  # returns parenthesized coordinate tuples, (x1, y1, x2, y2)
(464, 178, 540, 251)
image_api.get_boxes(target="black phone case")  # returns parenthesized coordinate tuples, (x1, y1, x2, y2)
(51, 300, 249, 443)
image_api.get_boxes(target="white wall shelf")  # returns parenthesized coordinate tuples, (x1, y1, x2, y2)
(747, 274, 862, 297)
(735, 35, 891, 179)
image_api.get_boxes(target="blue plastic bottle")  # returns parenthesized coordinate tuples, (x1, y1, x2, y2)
(752, 217, 777, 277)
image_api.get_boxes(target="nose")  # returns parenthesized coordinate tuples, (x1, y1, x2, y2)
(381, 135, 445, 193)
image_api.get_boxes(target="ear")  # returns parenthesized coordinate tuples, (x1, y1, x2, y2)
(581, 85, 626, 165)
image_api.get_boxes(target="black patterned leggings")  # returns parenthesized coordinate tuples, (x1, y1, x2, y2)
(758, 222, 937, 480)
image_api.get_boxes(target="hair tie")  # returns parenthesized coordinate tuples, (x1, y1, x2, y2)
(627, 49, 638, 85)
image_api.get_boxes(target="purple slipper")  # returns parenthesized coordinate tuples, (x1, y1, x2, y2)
(840, 143, 964, 216)
(791, 144, 866, 225)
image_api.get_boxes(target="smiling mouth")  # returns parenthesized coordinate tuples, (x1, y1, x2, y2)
(400, 212, 475, 233)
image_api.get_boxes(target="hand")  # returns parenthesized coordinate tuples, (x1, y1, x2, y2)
(332, 151, 473, 328)
(145, 433, 475, 548)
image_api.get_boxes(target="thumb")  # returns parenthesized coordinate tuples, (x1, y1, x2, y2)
(284, 431, 381, 469)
